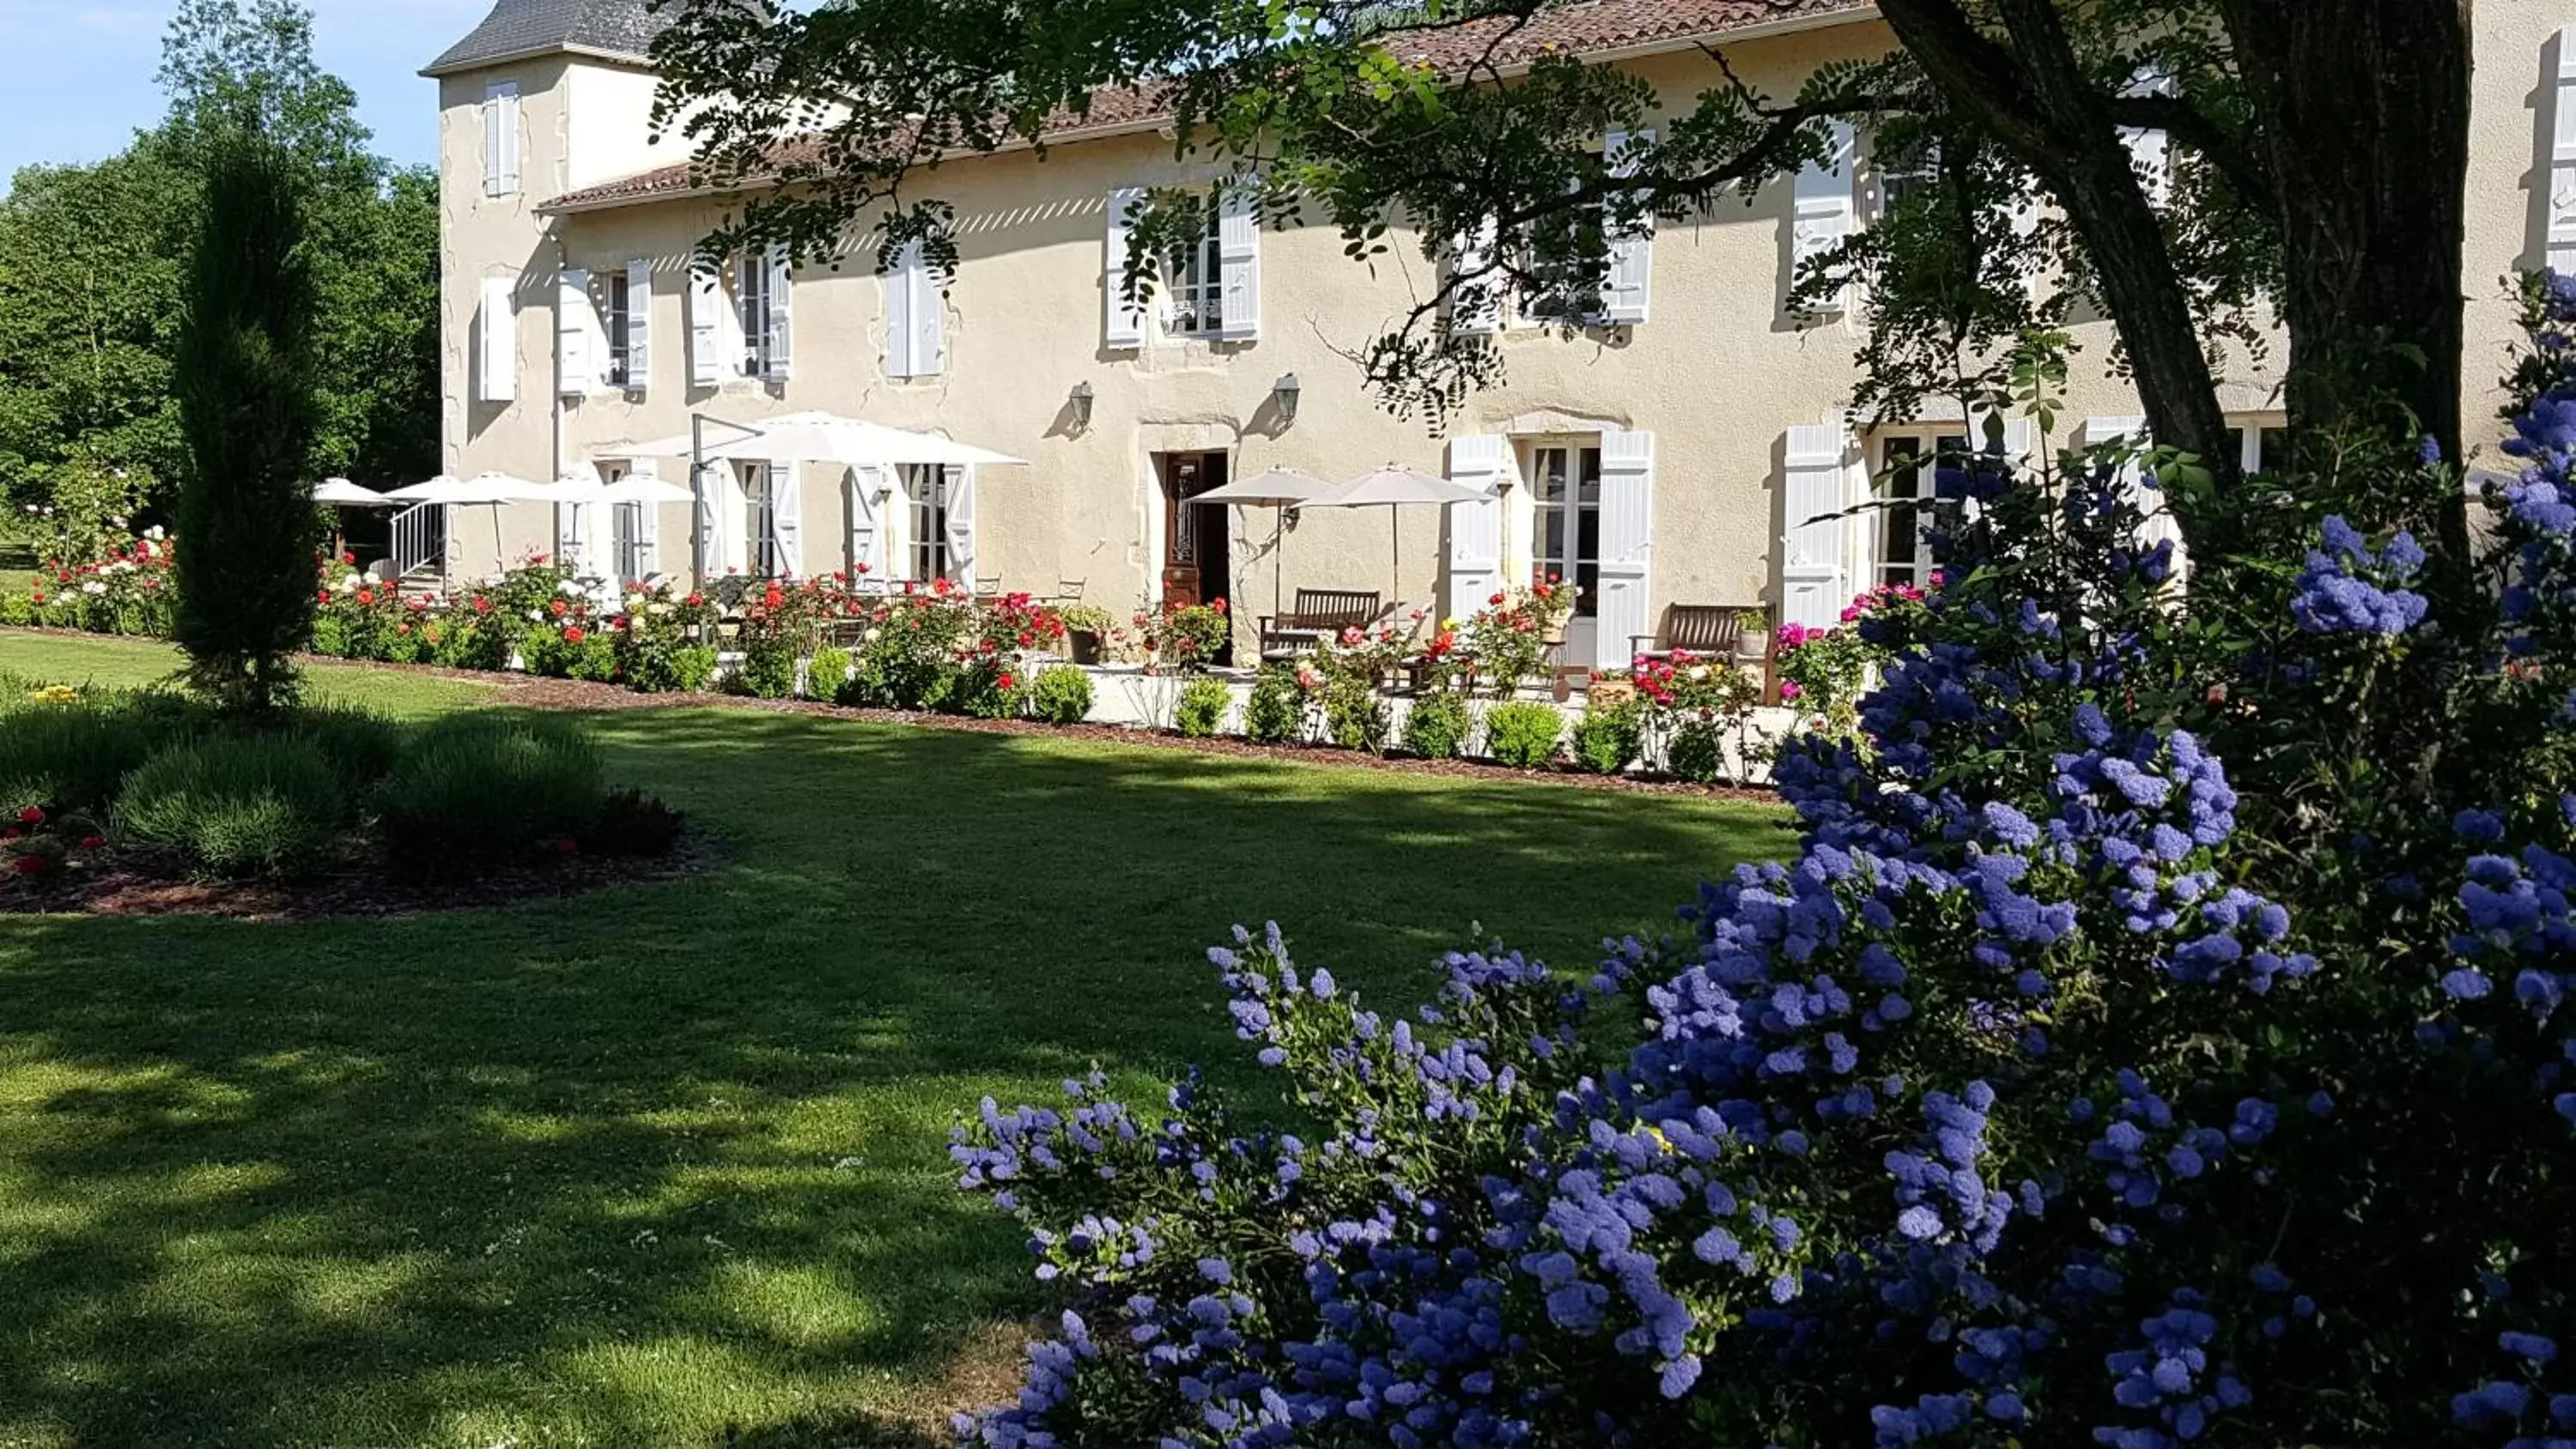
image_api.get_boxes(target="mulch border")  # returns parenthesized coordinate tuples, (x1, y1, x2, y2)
(0, 625, 1784, 805)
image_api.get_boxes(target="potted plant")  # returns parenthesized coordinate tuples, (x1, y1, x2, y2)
(1060, 603, 1115, 664)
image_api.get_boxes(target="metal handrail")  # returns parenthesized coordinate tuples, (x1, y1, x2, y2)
(390, 502, 447, 580)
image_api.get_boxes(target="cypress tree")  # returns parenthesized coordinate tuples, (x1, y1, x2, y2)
(173, 126, 320, 712)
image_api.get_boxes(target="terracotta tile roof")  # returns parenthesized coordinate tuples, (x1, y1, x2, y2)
(540, 0, 1869, 213)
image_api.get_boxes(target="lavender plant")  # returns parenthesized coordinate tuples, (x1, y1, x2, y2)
(947, 297, 2576, 1446)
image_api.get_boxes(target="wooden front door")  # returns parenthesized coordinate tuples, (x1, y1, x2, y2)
(1159, 452, 1231, 608)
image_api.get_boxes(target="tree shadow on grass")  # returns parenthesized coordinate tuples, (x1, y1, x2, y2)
(0, 704, 1787, 1446)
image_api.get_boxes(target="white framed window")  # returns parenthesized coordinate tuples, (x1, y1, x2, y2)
(2225, 421, 2288, 476)
(1874, 430, 1968, 591)
(1530, 444, 1604, 618)
(903, 463, 951, 582)
(1162, 207, 1224, 336)
(736, 256, 774, 378)
(744, 462, 786, 579)
(1874, 131, 1939, 218)
(602, 270, 633, 388)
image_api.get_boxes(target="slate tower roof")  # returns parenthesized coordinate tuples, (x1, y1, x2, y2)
(423, 0, 677, 76)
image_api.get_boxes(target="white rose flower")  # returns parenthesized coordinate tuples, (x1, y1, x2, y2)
(526, 609, 543, 622)
(1688, 665, 1710, 682)
(624, 593, 646, 610)
(648, 602, 672, 617)
(145, 525, 165, 541)
(336, 574, 361, 593)
(107, 561, 134, 574)
(81, 581, 106, 596)
(557, 581, 580, 596)
(864, 628, 882, 643)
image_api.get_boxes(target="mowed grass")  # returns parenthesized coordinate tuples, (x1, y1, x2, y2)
(0, 633, 1790, 1448)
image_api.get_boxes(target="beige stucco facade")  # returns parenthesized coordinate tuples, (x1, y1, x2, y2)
(433, 4, 2574, 665)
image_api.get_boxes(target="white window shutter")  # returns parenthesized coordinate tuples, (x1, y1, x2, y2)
(944, 465, 978, 584)
(1443, 435, 1511, 621)
(1601, 129, 1654, 325)
(848, 466, 888, 582)
(1450, 217, 1504, 336)
(691, 466, 718, 579)
(1791, 121, 1856, 312)
(914, 252, 945, 377)
(885, 244, 916, 378)
(770, 462, 802, 577)
(477, 276, 516, 403)
(1595, 430, 1655, 670)
(1104, 188, 1147, 349)
(2550, 26, 2576, 273)
(763, 246, 793, 381)
(624, 259, 652, 391)
(556, 268, 593, 397)
(483, 82, 519, 197)
(2121, 70, 2175, 209)
(1217, 189, 1261, 341)
(688, 268, 722, 386)
(1782, 422, 1852, 631)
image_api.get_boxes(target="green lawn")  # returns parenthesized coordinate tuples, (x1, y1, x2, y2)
(0, 633, 1788, 1448)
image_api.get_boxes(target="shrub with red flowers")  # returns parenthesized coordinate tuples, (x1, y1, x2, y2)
(1460, 577, 1577, 697)
(1314, 621, 1408, 752)
(12, 525, 178, 637)
(1776, 585, 1919, 738)
(1133, 597, 1230, 674)
(0, 803, 106, 887)
(1629, 647, 1766, 783)
(609, 581, 720, 693)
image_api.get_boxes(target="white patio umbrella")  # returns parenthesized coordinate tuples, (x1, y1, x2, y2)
(1306, 463, 1493, 594)
(1190, 466, 1334, 619)
(695, 410, 1030, 469)
(313, 477, 389, 506)
(384, 472, 559, 570)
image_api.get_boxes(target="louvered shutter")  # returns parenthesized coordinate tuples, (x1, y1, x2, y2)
(885, 244, 916, 378)
(1791, 121, 1856, 312)
(944, 465, 977, 585)
(1450, 217, 1504, 335)
(1217, 189, 1261, 341)
(483, 82, 519, 197)
(1601, 129, 1655, 325)
(1595, 430, 1655, 670)
(1104, 188, 1147, 349)
(477, 276, 516, 403)
(769, 462, 802, 577)
(688, 267, 722, 385)
(1782, 422, 1851, 630)
(1444, 435, 1512, 621)
(557, 268, 593, 396)
(2551, 26, 2576, 272)
(762, 246, 793, 381)
(624, 259, 652, 391)
(2121, 70, 2175, 208)
(848, 466, 889, 584)
(913, 252, 945, 377)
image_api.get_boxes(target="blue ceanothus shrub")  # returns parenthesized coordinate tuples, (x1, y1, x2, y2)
(949, 292, 2576, 1446)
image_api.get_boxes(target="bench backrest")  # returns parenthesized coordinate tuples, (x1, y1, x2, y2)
(1291, 589, 1382, 627)
(1663, 604, 1747, 654)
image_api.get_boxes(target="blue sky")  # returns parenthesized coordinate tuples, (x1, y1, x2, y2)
(0, 0, 494, 188)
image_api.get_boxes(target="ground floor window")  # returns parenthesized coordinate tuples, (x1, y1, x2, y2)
(2227, 422, 2289, 476)
(612, 502, 647, 581)
(1874, 430, 1967, 591)
(744, 464, 785, 579)
(905, 463, 950, 583)
(1530, 444, 1602, 615)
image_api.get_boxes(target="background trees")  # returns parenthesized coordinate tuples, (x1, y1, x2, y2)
(0, 0, 435, 526)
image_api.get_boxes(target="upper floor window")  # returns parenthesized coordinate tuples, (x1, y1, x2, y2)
(1874, 132, 1939, 218)
(603, 269, 633, 388)
(1163, 206, 1224, 337)
(482, 82, 520, 198)
(736, 255, 775, 377)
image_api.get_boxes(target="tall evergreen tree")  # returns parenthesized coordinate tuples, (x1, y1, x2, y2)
(173, 130, 319, 712)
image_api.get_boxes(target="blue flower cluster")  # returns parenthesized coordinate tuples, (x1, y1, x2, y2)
(2290, 514, 2429, 637)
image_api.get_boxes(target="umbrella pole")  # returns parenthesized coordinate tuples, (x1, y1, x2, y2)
(1273, 511, 1286, 622)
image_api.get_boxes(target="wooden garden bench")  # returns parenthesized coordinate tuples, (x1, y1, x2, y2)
(1631, 603, 1760, 664)
(1259, 589, 1383, 658)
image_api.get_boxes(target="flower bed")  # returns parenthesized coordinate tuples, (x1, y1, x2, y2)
(0, 677, 692, 917)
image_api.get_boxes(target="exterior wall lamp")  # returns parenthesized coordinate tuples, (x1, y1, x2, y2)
(1273, 372, 1300, 426)
(1069, 380, 1096, 430)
